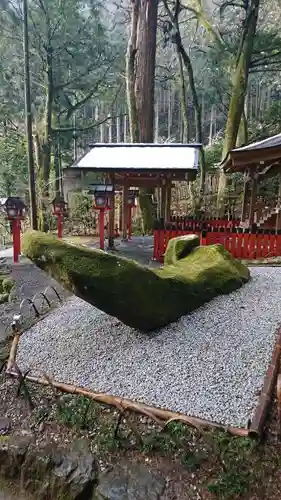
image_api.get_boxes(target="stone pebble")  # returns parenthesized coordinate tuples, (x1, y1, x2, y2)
(16, 267, 281, 428)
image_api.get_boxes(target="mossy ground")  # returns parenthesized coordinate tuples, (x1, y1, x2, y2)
(22, 231, 250, 331)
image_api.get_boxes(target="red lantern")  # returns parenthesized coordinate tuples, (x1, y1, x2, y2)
(51, 195, 68, 238)
(3, 197, 26, 263)
(127, 189, 138, 239)
(90, 184, 113, 250)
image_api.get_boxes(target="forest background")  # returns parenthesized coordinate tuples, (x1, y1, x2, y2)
(0, 0, 281, 228)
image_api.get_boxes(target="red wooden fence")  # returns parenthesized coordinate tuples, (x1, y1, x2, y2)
(168, 217, 240, 231)
(153, 229, 281, 262)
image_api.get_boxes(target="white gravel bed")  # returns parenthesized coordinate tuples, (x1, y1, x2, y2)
(15, 267, 281, 428)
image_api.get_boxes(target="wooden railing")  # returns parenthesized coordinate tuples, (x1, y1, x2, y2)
(153, 228, 281, 262)
(166, 216, 240, 231)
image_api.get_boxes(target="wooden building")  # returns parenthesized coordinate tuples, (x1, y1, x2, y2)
(63, 142, 201, 246)
(223, 133, 281, 230)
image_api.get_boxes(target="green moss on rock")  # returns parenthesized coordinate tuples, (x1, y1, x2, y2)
(1, 277, 15, 294)
(0, 274, 14, 304)
(0, 292, 9, 304)
(164, 234, 200, 266)
(22, 231, 250, 331)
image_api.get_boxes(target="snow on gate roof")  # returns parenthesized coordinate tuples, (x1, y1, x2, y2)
(74, 143, 201, 171)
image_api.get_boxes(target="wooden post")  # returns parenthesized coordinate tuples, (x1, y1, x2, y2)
(165, 182, 172, 222)
(248, 173, 258, 228)
(275, 174, 281, 232)
(128, 205, 133, 239)
(57, 215, 63, 239)
(108, 175, 115, 249)
(122, 185, 128, 240)
(155, 187, 160, 219)
(12, 219, 20, 263)
(161, 183, 167, 220)
(119, 191, 123, 232)
(99, 209, 105, 250)
(241, 172, 249, 222)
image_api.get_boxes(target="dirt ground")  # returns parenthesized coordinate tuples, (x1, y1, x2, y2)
(1, 358, 281, 500)
(0, 482, 31, 500)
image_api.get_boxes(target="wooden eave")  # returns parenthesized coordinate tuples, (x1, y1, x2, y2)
(224, 145, 281, 173)
(63, 167, 197, 186)
(258, 162, 281, 181)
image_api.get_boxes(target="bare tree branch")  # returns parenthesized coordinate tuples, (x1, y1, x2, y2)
(219, 1, 247, 17)
(52, 113, 127, 134)
(54, 55, 104, 91)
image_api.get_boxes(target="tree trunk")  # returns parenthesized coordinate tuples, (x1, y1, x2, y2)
(54, 137, 60, 195)
(154, 98, 159, 142)
(237, 106, 249, 147)
(134, 0, 158, 143)
(217, 0, 260, 212)
(100, 103, 105, 142)
(126, 0, 158, 232)
(208, 105, 215, 145)
(163, 0, 206, 194)
(43, 45, 54, 196)
(108, 115, 113, 143)
(116, 115, 121, 142)
(38, 42, 54, 232)
(168, 87, 172, 139)
(126, 0, 140, 143)
(123, 114, 127, 141)
(177, 49, 189, 143)
(178, 41, 205, 194)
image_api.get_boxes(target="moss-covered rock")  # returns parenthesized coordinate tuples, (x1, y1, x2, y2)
(22, 231, 250, 331)
(164, 234, 200, 266)
(0, 274, 15, 303)
(0, 292, 9, 304)
(1, 277, 15, 294)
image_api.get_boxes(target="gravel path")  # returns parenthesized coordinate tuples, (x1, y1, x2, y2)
(15, 267, 281, 428)
(0, 256, 70, 341)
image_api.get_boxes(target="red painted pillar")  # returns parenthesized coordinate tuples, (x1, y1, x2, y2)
(99, 208, 105, 250)
(128, 206, 132, 240)
(57, 215, 63, 239)
(12, 219, 20, 263)
(17, 220, 22, 257)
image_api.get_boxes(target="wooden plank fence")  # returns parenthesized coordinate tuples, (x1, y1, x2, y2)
(153, 229, 281, 262)
(168, 217, 240, 231)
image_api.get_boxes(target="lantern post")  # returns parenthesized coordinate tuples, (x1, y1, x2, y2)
(91, 185, 113, 250)
(51, 195, 68, 239)
(3, 197, 26, 263)
(127, 189, 138, 240)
